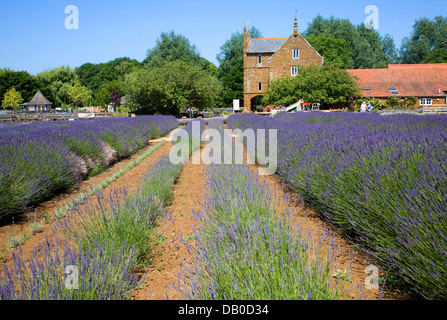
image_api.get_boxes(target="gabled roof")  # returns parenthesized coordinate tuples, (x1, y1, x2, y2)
(267, 33, 324, 65)
(28, 91, 53, 105)
(348, 64, 447, 98)
(247, 38, 287, 53)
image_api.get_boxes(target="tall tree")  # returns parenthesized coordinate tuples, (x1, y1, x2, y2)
(142, 30, 215, 71)
(423, 48, 447, 63)
(262, 65, 361, 107)
(95, 80, 125, 106)
(75, 57, 141, 96)
(216, 27, 262, 107)
(220, 57, 244, 107)
(306, 34, 354, 68)
(69, 81, 93, 108)
(304, 15, 395, 69)
(216, 27, 262, 79)
(125, 60, 221, 116)
(1, 87, 24, 110)
(36, 66, 79, 107)
(400, 16, 447, 64)
(0, 70, 41, 102)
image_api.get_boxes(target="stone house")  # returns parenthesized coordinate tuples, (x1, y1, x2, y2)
(243, 18, 324, 112)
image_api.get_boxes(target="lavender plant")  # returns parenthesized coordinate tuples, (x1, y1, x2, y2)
(0, 116, 178, 219)
(178, 120, 349, 300)
(1, 151, 184, 300)
(227, 112, 447, 299)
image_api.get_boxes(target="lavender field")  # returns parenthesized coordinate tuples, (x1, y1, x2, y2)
(227, 112, 447, 300)
(0, 116, 179, 219)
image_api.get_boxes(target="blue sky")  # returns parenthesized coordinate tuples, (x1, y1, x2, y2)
(0, 0, 444, 75)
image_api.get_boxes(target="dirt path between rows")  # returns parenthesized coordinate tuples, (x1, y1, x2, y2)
(0, 133, 174, 265)
(131, 140, 207, 300)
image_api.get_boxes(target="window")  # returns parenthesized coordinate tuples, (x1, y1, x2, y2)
(258, 82, 262, 91)
(291, 66, 298, 77)
(293, 48, 300, 59)
(258, 55, 262, 64)
(420, 98, 432, 106)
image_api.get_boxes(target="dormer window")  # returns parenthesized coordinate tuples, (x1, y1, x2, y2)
(293, 48, 300, 59)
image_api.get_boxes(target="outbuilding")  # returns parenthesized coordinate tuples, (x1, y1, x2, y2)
(21, 91, 53, 112)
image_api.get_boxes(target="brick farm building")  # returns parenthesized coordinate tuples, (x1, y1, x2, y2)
(243, 18, 324, 112)
(348, 63, 447, 109)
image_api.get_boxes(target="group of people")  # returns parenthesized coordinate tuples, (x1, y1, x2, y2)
(360, 101, 373, 113)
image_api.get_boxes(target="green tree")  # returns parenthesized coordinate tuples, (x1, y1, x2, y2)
(400, 16, 447, 64)
(216, 27, 262, 107)
(95, 80, 125, 106)
(216, 27, 262, 79)
(143, 30, 215, 71)
(125, 60, 221, 116)
(75, 57, 141, 95)
(1, 87, 24, 110)
(36, 66, 79, 107)
(69, 81, 93, 108)
(304, 15, 395, 68)
(0, 69, 41, 102)
(306, 34, 354, 68)
(354, 24, 388, 69)
(423, 48, 447, 63)
(123, 68, 153, 113)
(262, 65, 361, 107)
(220, 57, 244, 107)
(381, 34, 399, 65)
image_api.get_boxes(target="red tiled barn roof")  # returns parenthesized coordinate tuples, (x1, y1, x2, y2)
(347, 64, 447, 98)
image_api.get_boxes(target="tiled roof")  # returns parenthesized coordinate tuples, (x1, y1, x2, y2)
(247, 38, 287, 53)
(348, 64, 447, 98)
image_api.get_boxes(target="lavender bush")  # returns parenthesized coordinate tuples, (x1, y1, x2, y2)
(0, 151, 183, 300)
(227, 112, 447, 299)
(178, 120, 350, 300)
(0, 116, 178, 219)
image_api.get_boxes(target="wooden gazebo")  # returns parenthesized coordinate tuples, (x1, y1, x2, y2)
(21, 91, 53, 112)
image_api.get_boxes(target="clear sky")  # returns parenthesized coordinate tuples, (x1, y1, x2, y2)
(0, 0, 444, 75)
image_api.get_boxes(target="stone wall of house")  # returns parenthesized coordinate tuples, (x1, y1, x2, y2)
(243, 53, 273, 111)
(268, 34, 323, 80)
(243, 32, 324, 112)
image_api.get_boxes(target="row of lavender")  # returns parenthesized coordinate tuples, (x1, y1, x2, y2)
(0, 153, 183, 299)
(227, 112, 447, 300)
(0, 116, 179, 219)
(178, 119, 352, 300)
(0, 119, 205, 300)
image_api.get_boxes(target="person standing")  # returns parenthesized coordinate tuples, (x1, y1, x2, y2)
(360, 101, 367, 113)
